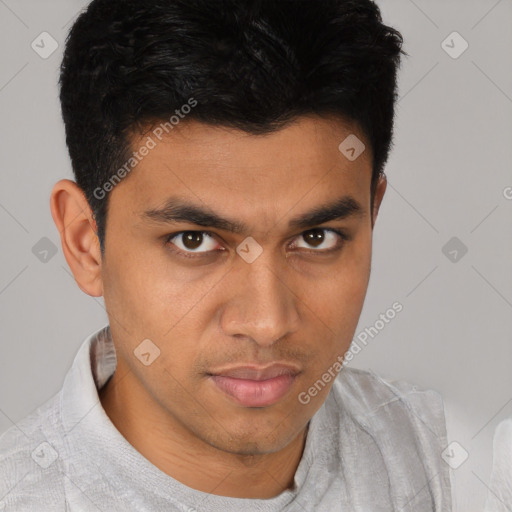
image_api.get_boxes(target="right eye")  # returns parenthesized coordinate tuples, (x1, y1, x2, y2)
(165, 230, 223, 258)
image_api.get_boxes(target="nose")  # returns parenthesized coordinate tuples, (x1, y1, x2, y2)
(220, 254, 301, 348)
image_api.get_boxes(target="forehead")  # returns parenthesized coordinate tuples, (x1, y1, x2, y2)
(110, 115, 373, 231)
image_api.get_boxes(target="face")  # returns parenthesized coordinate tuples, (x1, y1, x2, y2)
(96, 115, 385, 456)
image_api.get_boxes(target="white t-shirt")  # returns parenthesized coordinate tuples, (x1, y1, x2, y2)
(0, 325, 452, 511)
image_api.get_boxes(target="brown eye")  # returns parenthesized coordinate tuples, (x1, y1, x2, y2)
(291, 228, 347, 252)
(303, 229, 325, 248)
(166, 231, 219, 254)
(182, 231, 204, 250)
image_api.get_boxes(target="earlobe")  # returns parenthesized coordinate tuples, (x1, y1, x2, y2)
(50, 179, 103, 297)
(371, 172, 387, 228)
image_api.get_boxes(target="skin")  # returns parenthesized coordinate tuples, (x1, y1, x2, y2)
(50, 115, 386, 499)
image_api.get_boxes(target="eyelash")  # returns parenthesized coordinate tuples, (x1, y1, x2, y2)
(164, 228, 350, 260)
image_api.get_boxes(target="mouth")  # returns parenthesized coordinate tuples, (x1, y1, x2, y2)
(207, 363, 301, 408)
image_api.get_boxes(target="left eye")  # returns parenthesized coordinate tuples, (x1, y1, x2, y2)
(290, 228, 345, 251)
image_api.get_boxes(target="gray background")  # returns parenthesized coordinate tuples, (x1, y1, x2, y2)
(0, 1, 511, 510)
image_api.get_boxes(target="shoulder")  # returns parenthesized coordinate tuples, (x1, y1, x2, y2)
(321, 367, 452, 509)
(326, 366, 451, 488)
(330, 366, 448, 439)
(0, 394, 65, 510)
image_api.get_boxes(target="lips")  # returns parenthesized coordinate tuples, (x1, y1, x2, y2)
(208, 363, 301, 407)
(210, 364, 300, 381)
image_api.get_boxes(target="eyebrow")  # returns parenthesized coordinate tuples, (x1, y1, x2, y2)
(141, 195, 365, 234)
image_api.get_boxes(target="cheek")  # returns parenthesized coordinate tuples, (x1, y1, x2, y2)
(102, 255, 204, 390)
(301, 236, 372, 369)
(310, 239, 371, 327)
(102, 238, 199, 328)
(102, 245, 222, 379)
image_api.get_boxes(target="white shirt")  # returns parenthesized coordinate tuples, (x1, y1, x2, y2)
(484, 417, 512, 511)
(0, 325, 452, 511)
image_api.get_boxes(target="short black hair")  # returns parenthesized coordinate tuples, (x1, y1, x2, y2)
(59, 0, 406, 254)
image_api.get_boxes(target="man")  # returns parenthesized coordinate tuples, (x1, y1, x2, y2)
(0, 0, 452, 510)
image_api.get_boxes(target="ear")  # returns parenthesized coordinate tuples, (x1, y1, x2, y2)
(50, 179, 103, 297)
(371, 173, 387, 229)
